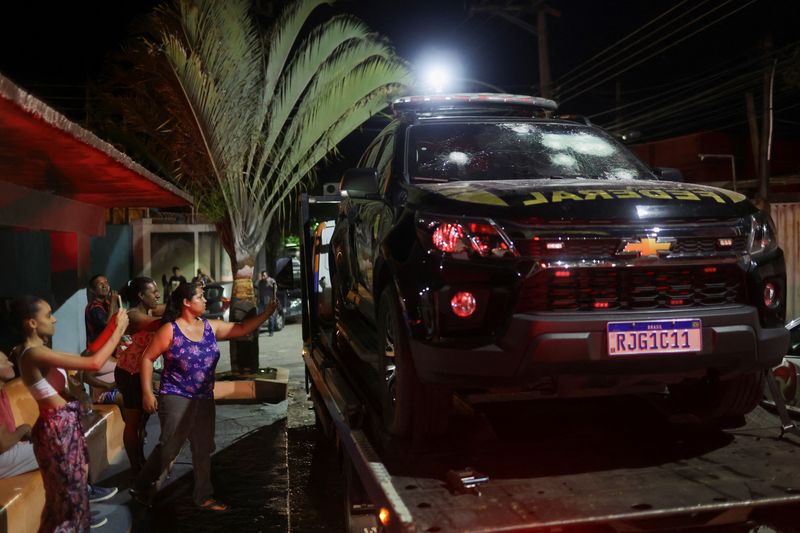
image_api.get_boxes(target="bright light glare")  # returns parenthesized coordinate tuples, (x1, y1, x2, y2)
(424, 65, 451, 93)
(416, 50, 462, 93)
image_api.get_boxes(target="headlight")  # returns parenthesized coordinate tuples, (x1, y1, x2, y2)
(747, 211, 778, 256)
(416, 213, 518, 259)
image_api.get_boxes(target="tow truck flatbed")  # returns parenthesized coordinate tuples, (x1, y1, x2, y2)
(299, 194, 800, 531)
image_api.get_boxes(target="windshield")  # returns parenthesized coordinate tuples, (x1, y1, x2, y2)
(407, 121, 652, 183)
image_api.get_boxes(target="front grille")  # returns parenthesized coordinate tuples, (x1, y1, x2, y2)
(516, 265, 745, 312)
(671, 236, 746, 255)
(526, 238, 619, 257)
(516, 235, 746, 259)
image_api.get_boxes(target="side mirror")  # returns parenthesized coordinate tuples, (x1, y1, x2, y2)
(340, 168, 380, 199)
(653, 167, 684, 182)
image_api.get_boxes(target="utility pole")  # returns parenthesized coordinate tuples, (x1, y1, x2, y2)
(757, 36, 774, 211)
(469, 1, 559, 97)
(745, 92, 760, 177)
(533, 1, 560, 98)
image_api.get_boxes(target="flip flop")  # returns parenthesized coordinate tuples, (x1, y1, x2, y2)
(199, 498, 230, 512)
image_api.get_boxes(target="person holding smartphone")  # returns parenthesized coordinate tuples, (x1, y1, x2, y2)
(12, 295, 128, 530)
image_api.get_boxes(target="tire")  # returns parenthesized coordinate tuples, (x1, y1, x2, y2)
(670, 371, 765, 422)
(378, 285, 451, 438)
(274, 311, 285, 331)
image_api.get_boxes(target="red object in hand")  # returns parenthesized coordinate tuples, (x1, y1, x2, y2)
(87, 312, 118, 353)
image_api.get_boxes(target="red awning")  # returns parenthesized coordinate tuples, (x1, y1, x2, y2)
(0, 73, 192, 208)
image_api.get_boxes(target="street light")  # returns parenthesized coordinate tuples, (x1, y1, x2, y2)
(699, 153, 737, 192)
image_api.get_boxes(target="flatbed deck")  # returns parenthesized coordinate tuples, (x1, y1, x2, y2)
(304, 335, 800, 531)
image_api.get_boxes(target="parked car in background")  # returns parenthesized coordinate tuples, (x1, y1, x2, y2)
(275, 255, 302, 325)
(202, 282, 230, 320)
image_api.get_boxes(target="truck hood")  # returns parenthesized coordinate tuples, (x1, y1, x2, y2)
(408, 178, 756, 221)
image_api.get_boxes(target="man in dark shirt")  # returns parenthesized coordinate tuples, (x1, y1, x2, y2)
(85, 274, 118, 345)
(167, 266, 188, 298)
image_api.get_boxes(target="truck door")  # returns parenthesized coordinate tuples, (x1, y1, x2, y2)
(351, 133, 394, 322)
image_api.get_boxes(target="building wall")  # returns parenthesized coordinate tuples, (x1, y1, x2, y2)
(90, 224, 132, 291)
(0, 228, 52, 301)
(151, 232, 195, 287)
(51, 288, 88, 354)
(131, 219, 232, 287)
(773, 203, 800, 322)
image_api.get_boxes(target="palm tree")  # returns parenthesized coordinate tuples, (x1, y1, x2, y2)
(102, 0, 410, 280)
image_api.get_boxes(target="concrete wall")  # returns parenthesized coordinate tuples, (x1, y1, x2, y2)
(90, 224, 132, 291)
(131, 219, 232, 285)
(52, 288, 88, 354)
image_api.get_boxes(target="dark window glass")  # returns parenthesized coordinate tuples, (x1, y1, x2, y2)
(407, 122, 652, 183)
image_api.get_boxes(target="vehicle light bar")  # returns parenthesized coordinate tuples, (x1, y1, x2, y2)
(393, 93, 558, 115)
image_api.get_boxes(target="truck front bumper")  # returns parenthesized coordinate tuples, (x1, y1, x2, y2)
(408, 305, 788, 390)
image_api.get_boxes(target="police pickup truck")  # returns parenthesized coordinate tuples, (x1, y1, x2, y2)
(326, 93, 788, 442)
(298, 93, 800, 532)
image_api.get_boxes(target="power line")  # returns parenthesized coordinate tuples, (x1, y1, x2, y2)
(587, 38, 800, 120)
(608, 68, 764, 133)
(554, 0, 698, 87)
(610, 86, 795, 139)
(606, 53, 796, 136)
(558, 0, 758, 104)
(629, 101, 800, 142)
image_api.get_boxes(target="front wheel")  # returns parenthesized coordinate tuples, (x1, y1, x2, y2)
(669, 371, 765, 423)
(378, 285, 451, 439)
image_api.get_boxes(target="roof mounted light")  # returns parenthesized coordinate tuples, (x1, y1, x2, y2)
(392, 93, 558, 116)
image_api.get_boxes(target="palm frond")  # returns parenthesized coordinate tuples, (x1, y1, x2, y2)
(99, 0, 410, 265)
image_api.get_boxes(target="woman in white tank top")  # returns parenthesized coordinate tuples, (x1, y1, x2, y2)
(11, 295, 128, 532)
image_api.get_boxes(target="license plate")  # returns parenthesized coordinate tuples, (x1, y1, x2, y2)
(607, 319, 702, 356)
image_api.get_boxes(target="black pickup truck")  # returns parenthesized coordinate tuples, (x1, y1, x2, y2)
(330, 93, 789, 441)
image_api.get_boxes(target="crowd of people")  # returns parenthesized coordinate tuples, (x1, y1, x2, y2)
(0, 268, 278, 531)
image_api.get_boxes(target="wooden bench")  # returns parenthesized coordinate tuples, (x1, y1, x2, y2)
(0, 378, 124, 533)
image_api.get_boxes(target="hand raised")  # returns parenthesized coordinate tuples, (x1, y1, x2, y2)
(115, 308, 130, 332)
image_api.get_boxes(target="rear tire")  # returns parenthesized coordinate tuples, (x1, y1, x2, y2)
(670, 371, 765, 422)
(378, 285, 451, 439)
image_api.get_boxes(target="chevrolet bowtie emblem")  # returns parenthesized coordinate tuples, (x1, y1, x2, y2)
(620, 238, 672, 257)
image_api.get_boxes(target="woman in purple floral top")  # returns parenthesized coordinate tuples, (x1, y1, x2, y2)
(132, 282, 277, 512)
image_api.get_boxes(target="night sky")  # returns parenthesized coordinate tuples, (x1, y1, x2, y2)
(0, 0, 797, 180)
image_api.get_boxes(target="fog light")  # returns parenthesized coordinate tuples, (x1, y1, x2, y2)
(378, 507, 391, 526)
(763, 282, 780, 309)
(451, 291, 476, 317)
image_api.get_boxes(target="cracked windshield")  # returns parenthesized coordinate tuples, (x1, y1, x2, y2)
(408, 122, 652, 183)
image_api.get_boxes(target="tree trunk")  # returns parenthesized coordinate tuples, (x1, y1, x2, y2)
(217, 217, 260, 373)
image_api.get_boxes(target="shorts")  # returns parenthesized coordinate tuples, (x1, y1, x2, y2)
(114, 366, 143, 410)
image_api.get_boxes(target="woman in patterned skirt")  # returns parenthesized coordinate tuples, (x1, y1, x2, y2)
(132, 282, 276, 512)
(12, 295, 128, 532)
